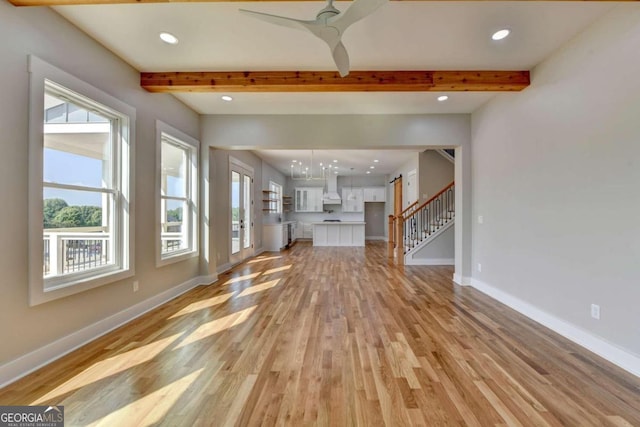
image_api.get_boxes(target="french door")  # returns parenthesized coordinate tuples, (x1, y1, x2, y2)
(230, 159, 254, 265)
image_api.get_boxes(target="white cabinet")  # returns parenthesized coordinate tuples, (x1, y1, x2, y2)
(302, 223, 313, 239)
(342, 188, 364, 212)
(295, 187, 324, 212)
(263, 222, 297, 251)
(312, 223, 365, 247)
(263, 224, 285, 251)
(363, 187, 386, 202)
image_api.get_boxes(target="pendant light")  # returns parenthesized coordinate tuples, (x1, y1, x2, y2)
(347, 168, 356, 200)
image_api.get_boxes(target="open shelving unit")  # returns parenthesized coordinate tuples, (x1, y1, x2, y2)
(262, 190, 278, 212)
(282, 195, 292, 213)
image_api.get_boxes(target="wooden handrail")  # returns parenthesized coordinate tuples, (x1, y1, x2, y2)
(403, 181, 455, 223)
(400, 200, 420, 218)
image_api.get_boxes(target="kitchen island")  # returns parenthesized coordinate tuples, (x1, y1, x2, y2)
(312, 221, 366, 247)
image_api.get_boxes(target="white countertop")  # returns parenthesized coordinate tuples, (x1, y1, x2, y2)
(264, 221, 296, 226)
(311, 221, 366, 225)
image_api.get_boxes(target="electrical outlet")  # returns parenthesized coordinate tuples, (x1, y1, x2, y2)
(478, 215, 484, 224)
(133, 281, 139, 292)
(477, 263, 482, 272)
(591, 304, 600, 320)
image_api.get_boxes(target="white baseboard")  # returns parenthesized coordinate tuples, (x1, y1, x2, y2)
(216, 262, 233, 275)
(0, 274, 216, 389)
(365, 236, 387, 241)
(216, 249, 265, 275)
(452, 273, 471, 286)
(197, 274, 217, 286)
(470, 278, 640, 378)
(405, 257, 454, 266)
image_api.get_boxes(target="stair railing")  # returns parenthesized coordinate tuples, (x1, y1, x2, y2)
(400, 200, 420, 219)
(402, 181, 455, 254)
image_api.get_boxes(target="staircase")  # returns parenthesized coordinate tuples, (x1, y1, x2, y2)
(403, 180, 455, 253)
(388, 182, 455, 264)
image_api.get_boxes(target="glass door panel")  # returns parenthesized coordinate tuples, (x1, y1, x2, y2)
(243, 175, 252, 250)
(231, 171, 240, 256)
(229, 162, 253, 265)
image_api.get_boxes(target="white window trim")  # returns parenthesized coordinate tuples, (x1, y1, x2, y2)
(269, 181, 283, 214)
(155, 120, 199, 267)
(28, 56, 136, 306)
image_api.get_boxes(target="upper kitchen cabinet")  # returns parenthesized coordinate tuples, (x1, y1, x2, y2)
(363, 187, 386, 202)
(295, 187, 324, 212)
(342, 188, 364, 212)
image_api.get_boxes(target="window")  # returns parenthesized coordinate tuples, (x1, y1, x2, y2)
(28, 56, 134, 305)
(157, 121, 199, 266)
(269, 181, 282, 214)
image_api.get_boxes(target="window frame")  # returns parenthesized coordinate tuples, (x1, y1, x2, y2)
(28, 56, 135, 306)
(269, 181, 283, 214)
(155, 120, 199, 267)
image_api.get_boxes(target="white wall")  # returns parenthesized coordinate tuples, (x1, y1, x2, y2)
(419, 150, 455, 202)
(201, 115, 470, 150)
(471, 6, 640, 364)
(407, 225, 455, 265)
(0, 4, 201, 372)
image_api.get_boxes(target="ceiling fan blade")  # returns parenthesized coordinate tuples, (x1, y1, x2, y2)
(239, 9, 316, 33)
(332, 41, 350, 77)
(331, 0, 388, 33)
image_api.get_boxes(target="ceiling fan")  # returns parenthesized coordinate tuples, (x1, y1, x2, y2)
(239, 0, 388, 77)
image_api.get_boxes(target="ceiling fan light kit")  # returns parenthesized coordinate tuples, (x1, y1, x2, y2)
(240, 0, 388, 78)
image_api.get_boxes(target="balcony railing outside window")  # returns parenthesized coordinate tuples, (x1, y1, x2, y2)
(43, 230, 110, 277)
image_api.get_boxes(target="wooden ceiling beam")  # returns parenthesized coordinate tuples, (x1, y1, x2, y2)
(140, 70, 530, 93)
(10, 0, 637, 6)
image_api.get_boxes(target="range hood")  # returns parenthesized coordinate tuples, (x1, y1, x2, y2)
(323, 174, 342, 204)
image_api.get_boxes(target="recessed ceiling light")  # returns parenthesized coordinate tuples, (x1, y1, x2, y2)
(159, 32, 179, 45)
(366, 171, 371, 174)
(373, 159, 379, 163)
(221, 95, 233, 102)
(437, 95, 449, 102)
(369, 166, 375, 169)
(319, 162, 323, 166)
(491, 29, 510, 41)
(333, 160, 338, 163)
(334, 171, 338, 174)
(290, 164, 294, 168)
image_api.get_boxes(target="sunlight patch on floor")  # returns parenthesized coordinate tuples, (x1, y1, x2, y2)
(262, 265, 292, 275)
(223, 272, 261, 285)
(31, 334, 182, 405)
(176, 306, 257, 348)
(237, 279, 281, 298)
(248, 256, 282, 264)
(86, 368, 204, 427)
(169, 292, 235, 319)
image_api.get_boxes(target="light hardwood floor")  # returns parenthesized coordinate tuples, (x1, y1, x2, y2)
(1, 241, 639, 426)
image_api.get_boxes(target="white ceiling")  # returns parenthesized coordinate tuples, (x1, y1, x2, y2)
(253, 148, 423, 177)
(51, 1, 612, 173)
(53, 1, 613, 115)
